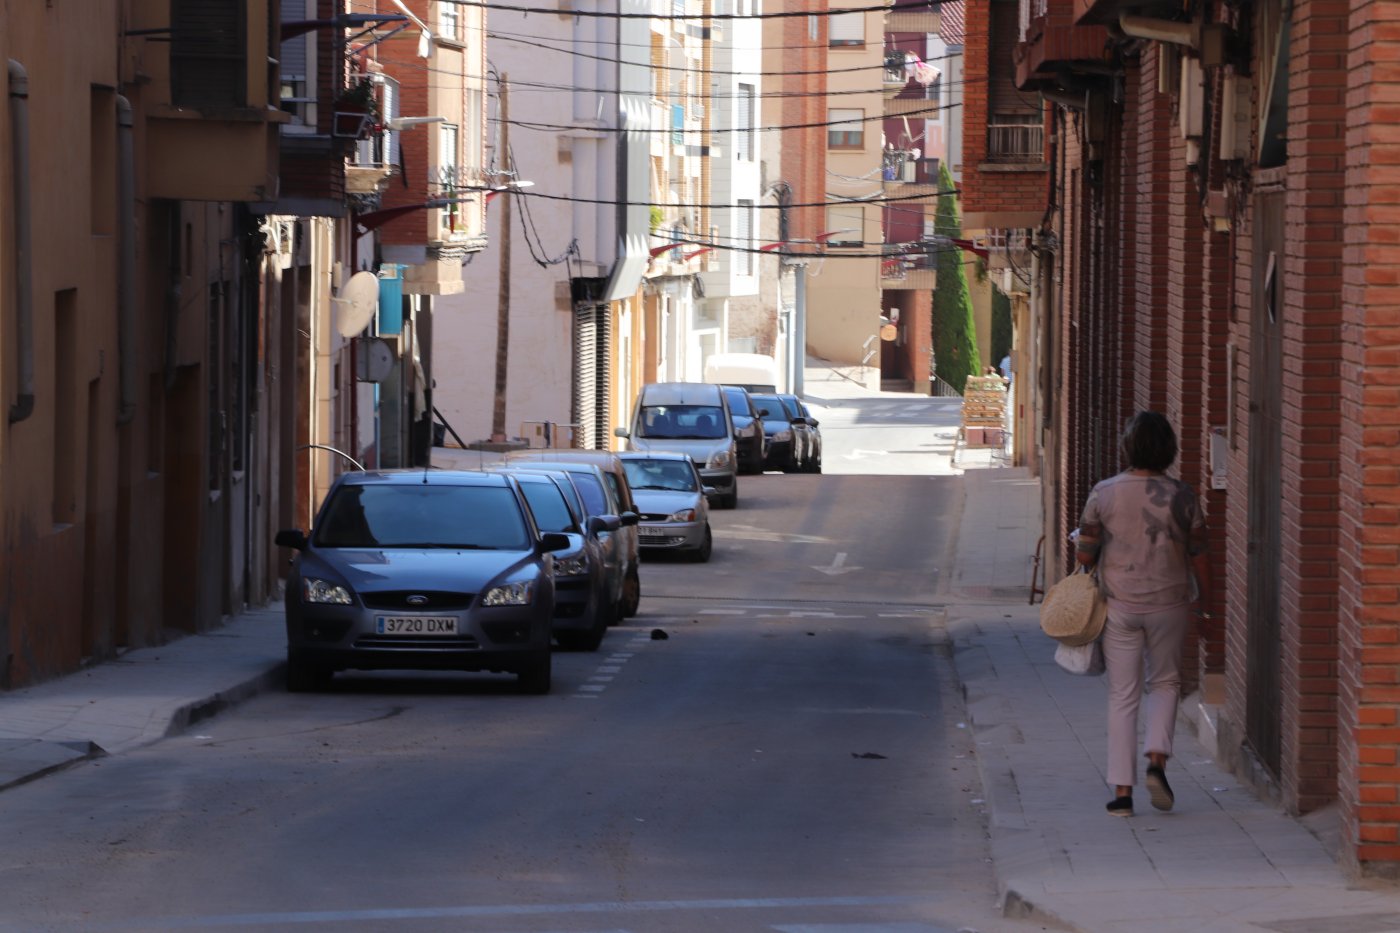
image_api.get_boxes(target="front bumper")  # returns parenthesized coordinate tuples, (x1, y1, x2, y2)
(637, 520, 707, 550)
(286, 601, 552, 673)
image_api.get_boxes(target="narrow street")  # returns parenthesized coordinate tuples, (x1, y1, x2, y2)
(0, 385, 1052, 933)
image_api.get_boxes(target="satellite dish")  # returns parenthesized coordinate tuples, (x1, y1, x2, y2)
(334, 271, 380, 337)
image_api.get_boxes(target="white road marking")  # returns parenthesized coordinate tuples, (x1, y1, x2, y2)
(698, 608, 746, 615)
(813, 552, 862, 576)
(125, 894, 934, 928)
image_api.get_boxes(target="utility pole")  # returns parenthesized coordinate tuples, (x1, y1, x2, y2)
(489, 74, 512, 442)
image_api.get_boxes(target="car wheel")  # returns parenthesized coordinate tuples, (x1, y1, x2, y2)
(690, 524, 713, 563)
(620, 567, 641, 618)
(286, 652, 332, 693)
(517, 651, 553, 694)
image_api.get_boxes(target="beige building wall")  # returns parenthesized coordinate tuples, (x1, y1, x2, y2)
(805, 2, 884, 387)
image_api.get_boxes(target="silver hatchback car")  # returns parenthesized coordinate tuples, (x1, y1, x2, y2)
(619, 452, 713, 562)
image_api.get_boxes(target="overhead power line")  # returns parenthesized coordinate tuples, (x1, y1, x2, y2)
(495, 187, 959, 210)
(505, 101, 959, 135)
(443, 0, 947, 21)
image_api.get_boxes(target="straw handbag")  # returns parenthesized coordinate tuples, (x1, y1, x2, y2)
(1039, 568, 1107, 646)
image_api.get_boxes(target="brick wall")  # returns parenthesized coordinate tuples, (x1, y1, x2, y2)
(1339, 0, 1400, 872)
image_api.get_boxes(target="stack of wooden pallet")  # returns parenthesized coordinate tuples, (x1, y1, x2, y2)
(961, 375, 1007, 447)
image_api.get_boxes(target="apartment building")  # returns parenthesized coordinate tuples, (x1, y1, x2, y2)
(433, 0, 651, 451)
(1, 0, 289, 686)
(803, 0, 884, 385)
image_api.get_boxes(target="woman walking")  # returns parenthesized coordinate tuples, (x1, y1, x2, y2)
(1075, 412, 1212, 817)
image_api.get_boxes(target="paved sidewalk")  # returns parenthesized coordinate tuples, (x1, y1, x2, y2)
(948, 465, 1400, 932)
(0, 606, 285, 791)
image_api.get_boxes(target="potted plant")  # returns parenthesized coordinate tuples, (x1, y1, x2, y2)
(333, 76, 381, 139)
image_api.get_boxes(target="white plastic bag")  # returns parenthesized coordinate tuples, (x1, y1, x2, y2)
(1054, 637, 1105, 676)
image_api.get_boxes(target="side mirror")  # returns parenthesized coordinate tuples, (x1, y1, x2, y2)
(809, 419, 820, 428)
(758, 408, 771, 417)
(540, 532, 573, 552)
(275, 529, 308, 550)
(791, 416, 808, 426)
(613, 426, 630, 438)
(588, 514, 622, 534)
(702, 486, 718, 499)
(619, 511, 641, 527)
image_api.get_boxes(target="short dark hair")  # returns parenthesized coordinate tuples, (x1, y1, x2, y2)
(1121, 411, 1178, 472)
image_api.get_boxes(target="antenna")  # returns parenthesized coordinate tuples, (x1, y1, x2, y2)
(333, 271, 380, 337)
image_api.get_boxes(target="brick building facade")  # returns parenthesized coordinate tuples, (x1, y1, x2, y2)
(991, 0, 1400, 874)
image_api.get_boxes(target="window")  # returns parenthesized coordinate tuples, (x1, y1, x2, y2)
(737, 199, 754, 275)
(672, 104, 685, 145)
(465, 88, 483, 177)
(824, 205, 864, 248)
(987, 113, 1043, 162)
(827, 109, 864, 149)
(828, 11, 864, 46)
(736, 84, 755, 161)
(439, 123, 460, 231)
(439, 1, 460, 40)
(809, 13, 819, 40)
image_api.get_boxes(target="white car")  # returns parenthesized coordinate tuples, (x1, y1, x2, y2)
(619, 452, 713, 562)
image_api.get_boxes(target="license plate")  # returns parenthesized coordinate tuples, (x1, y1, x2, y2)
(375, 616, 459, 635)
(638, 526, 668, 537)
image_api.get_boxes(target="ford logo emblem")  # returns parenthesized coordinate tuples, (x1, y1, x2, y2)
(406, 595, 429, 607)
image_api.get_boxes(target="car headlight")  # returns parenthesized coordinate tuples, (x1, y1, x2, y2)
(555, 555, 589, 576)
(302, 578, 353, 605)
(773, 429, 792, 443)
(707, 449, 733, 470)
(668, 508, 697, 523)
(482, 581, 536, 606)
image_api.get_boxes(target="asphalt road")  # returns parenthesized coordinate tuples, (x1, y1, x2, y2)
(0, 391, 1052, 933)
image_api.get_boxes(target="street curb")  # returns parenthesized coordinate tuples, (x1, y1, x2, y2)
(0, 740, 105, 793)
(949, 621, 1083, 933)
(163, 662, 288, 738)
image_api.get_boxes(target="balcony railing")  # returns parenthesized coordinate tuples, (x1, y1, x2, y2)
(987, 116, 1045, 163)
(882, 151, 940, 184)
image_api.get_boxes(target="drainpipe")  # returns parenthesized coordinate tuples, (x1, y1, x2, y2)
(164, 205, 182, 390)
(7, 59, 34, 424)
(116, 95, 137, 424)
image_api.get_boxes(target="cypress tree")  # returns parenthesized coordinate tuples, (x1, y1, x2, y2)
(931, 162, 980, 394)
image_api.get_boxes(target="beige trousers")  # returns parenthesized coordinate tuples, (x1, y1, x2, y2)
(1102, 602, 1192, 788)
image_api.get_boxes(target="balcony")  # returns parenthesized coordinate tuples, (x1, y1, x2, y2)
(1014, 0, 1112, 90)
(141, 0, 288, 201)
(884, 53, 912, 99)
(882, 150, 941, 186)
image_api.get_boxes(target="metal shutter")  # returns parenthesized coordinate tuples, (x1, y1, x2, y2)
(571, 304, 613, 450)
(172, 0, 247, 109)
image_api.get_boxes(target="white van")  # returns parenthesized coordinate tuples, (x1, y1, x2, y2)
(703, 353, 780, 393)
(615, 382, 739, 509)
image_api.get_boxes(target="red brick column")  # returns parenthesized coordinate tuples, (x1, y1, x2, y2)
(1339, 0, 1400, 873)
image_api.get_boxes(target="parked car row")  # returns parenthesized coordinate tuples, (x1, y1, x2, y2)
(273, 382, 819, 696)
(747, 392, 823, 474)
(275, 448, 656, 695)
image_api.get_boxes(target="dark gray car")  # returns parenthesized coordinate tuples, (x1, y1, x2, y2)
(274, 470, 571, 694)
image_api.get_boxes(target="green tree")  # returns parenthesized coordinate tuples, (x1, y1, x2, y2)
(991, 284, 1012, 369)
(931, 162, 980, 393)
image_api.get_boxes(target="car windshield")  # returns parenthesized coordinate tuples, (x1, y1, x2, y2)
(778, 396, 803, 419)
(313, 484, 529, 550)
(721, 387, 753, 416)
(750, 395, 787, 422)
(623, 459, 699, 491)
(518, 482, 579, 534)
(639, 404, 727, 439)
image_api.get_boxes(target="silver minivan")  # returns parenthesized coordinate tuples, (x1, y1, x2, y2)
(616, 382, 739, 509)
